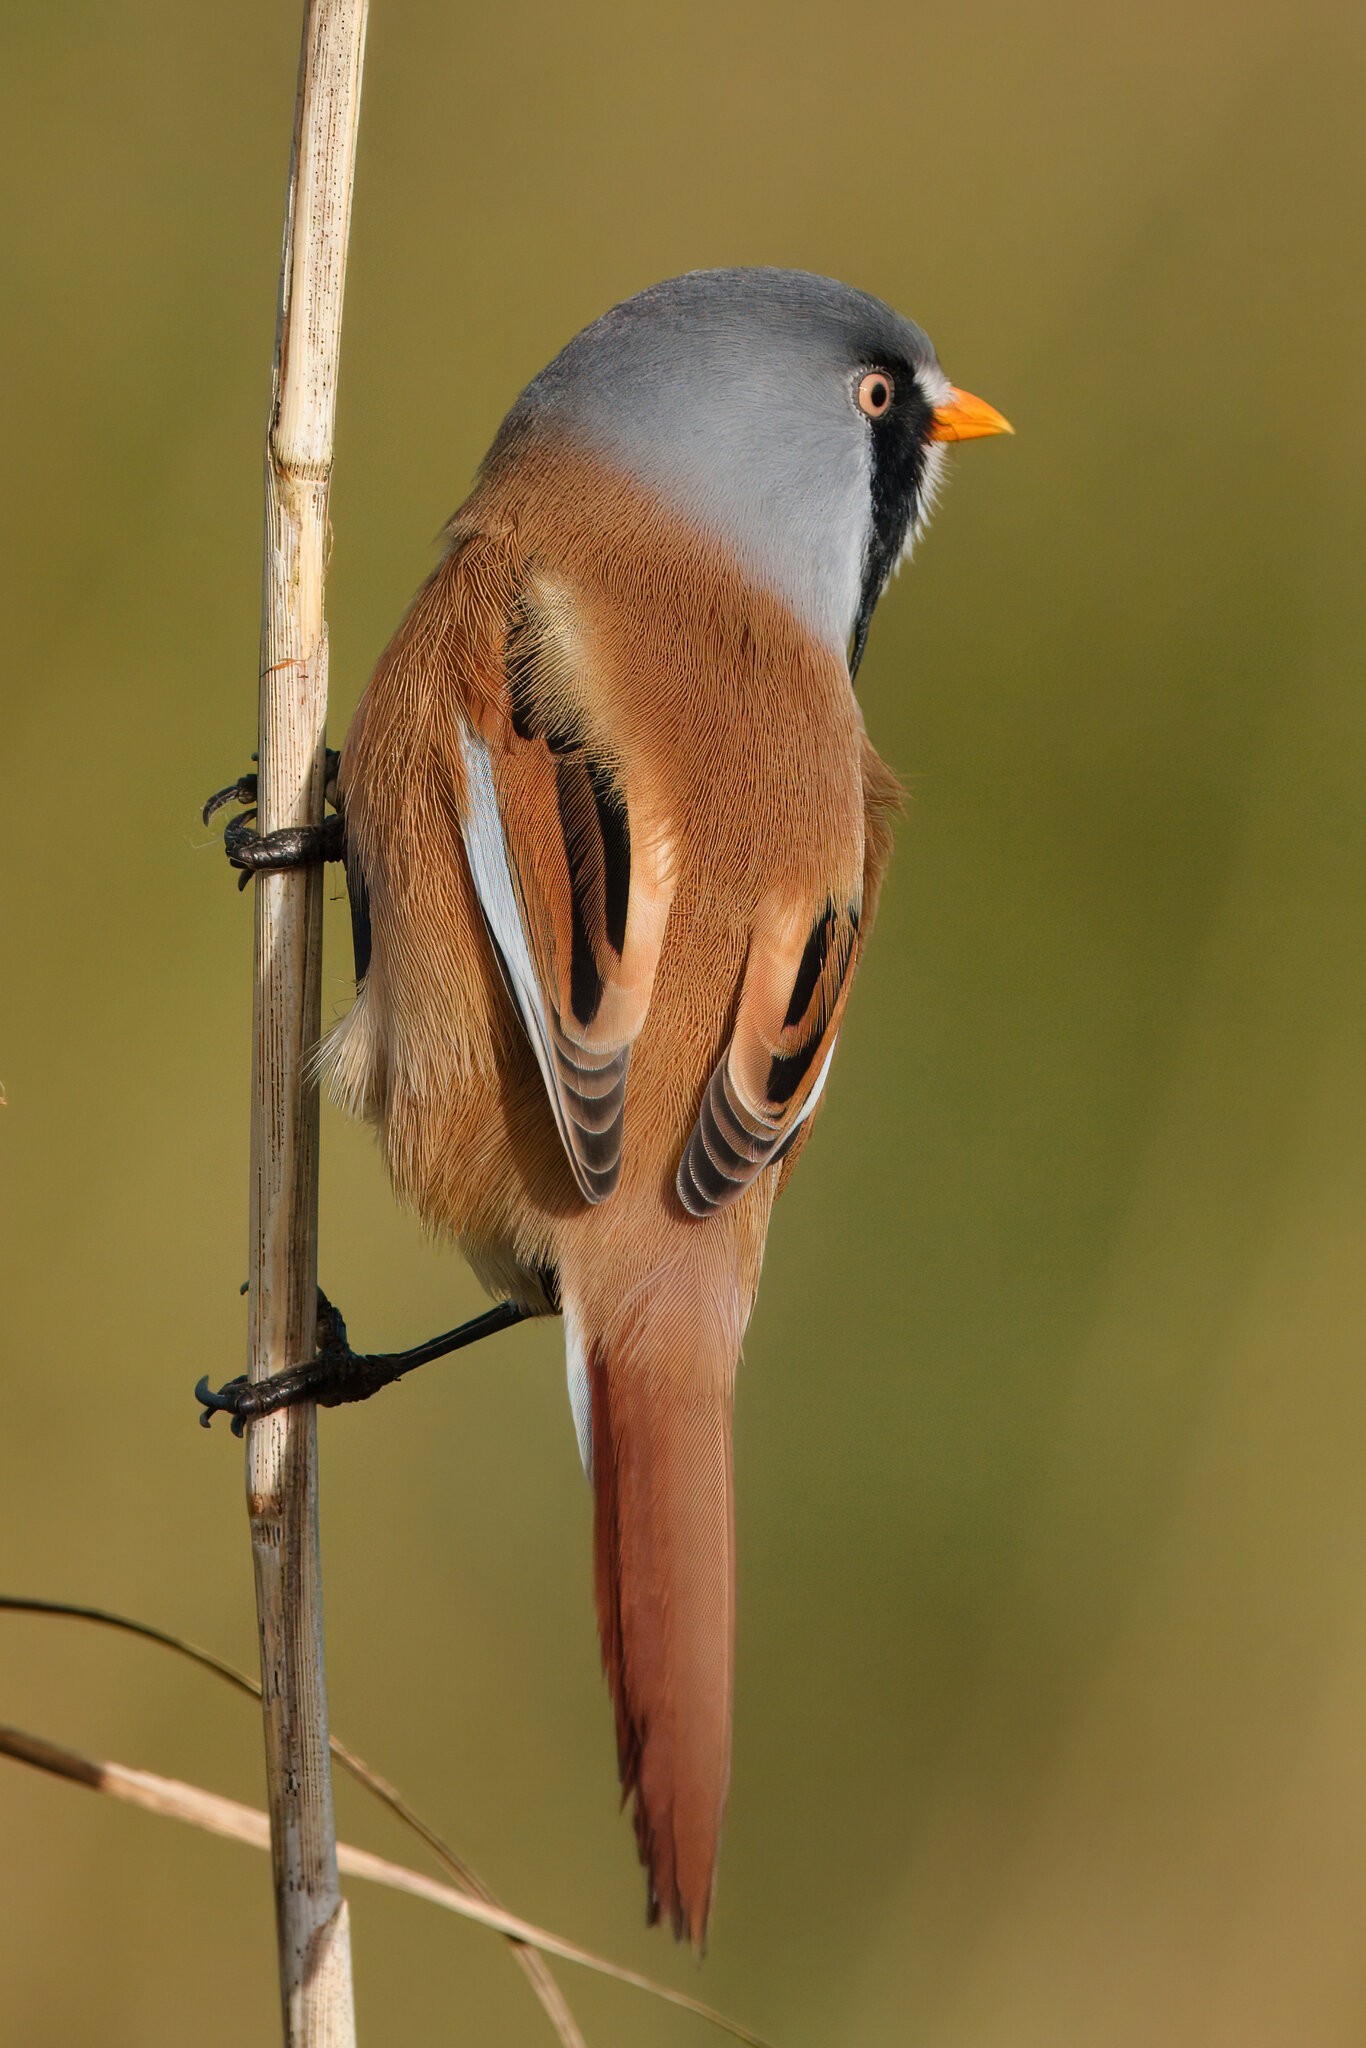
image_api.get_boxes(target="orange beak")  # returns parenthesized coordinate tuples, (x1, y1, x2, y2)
(931, 386, 1014, 444)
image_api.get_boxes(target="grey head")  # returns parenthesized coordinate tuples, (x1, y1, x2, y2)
(489, 268, 957, 675)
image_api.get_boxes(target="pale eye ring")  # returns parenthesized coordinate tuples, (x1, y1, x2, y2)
(856, 370, 894, 419)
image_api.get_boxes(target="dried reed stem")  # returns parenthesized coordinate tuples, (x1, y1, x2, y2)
(248, 3, 367, 2040)
(0, 1723, 775, 2048)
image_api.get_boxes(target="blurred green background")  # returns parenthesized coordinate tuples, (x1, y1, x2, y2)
(3, 1, 1365, 2042)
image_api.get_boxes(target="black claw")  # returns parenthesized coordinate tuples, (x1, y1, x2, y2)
(314, 1285, 350, 1355)
(204, 750, 346, 884)
(196, 1373, 252, 1435)
(196, 1288, 534, 1434)
(222, 813, 346, 886)
(203, 775, 259, 826)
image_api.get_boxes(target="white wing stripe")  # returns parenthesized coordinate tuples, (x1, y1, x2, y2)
(564, 1300, 594, 1481)
(789, 1034, 837, 1134)
(457, 723, 578, 1165)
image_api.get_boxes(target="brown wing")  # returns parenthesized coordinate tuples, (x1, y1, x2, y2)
(459, 566, 672, 1202)
(676, 890, 860, 1216)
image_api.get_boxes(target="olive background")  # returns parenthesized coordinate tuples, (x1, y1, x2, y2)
(3, 2, 1364, 2042)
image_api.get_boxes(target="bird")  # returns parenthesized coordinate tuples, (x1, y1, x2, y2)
(320, 268, 1011, 1944)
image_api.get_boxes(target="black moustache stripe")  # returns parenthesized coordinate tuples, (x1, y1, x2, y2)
(850, 360, 932, 680)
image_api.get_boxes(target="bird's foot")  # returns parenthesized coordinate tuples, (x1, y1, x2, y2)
(203, 750, 345, 889)
(196, 1288, 534, 1433)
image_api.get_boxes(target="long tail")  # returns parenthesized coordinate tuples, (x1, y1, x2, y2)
(564, 1254, 740, 1946)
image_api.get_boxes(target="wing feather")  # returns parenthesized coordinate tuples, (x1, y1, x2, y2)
(458, 568, 670, 1202)
(676, 892, 859, 1216)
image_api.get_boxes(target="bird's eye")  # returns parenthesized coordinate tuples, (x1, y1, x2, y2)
(856, 370, 894, 418)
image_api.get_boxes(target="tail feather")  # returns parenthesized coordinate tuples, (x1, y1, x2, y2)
(576, 1277, 738, 1946)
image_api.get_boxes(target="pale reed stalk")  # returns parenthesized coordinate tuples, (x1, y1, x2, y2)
(247, 3, 367, 2040)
